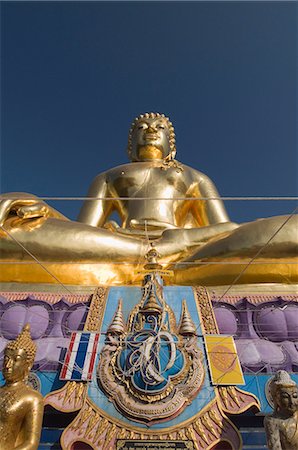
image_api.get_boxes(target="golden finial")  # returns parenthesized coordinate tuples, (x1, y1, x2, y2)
(178, 300, 196, 335)
(138, 243, 173, 280)
(107, 299, 125, 335)
(6, 323, 36, 368)
(144, 244, 163, 271)
(140, 289, 163, 314)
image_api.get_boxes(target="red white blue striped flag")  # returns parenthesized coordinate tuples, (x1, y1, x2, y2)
(60, 332, 100, 381)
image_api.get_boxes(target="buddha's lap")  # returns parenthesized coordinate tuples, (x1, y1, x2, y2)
(0, 214, 297, 260)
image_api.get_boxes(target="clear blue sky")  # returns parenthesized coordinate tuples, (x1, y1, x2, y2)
(1, 1, 297, 223)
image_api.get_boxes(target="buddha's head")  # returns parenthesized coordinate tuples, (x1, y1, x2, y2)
(271, 370, 298, 416)
(2, 324, 36, 384)
(127, 113, 176, 162)
(276, 385, 298, 416)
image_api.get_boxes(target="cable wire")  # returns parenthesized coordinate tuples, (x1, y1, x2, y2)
(2, 195, 298, 201)
(217, 207, 298, 302)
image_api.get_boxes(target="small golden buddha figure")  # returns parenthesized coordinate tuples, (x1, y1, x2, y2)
(0, 324, 44, 450)
(0, 112, 296, 285)
(264, 370, 298, 450)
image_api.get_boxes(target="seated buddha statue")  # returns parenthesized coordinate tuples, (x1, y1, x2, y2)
(0, 324, 44, 450)
(264, 370, 298, 450)
(0, 112, 296, 286)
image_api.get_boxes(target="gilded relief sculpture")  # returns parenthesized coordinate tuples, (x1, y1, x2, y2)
(264, 370, 298, 450)
(0, 112, 296, 285)
(0, 324, 44, 450)
(98, 272, 204, 423)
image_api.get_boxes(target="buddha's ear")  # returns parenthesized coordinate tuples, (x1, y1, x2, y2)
(170, 149, 177, 160)
(164, 153, 172, 163)
(23, 367, 31, 382)
(164, 149, 176, 162)
(23, 353, 33, 378)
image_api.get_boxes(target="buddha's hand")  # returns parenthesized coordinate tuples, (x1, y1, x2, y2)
(0, 193, 66, 228)
(103, 220, 120, 232)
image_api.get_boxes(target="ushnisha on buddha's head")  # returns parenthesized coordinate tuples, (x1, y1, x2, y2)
(2, 324, 36, 384)
(127, 112, 176, 162)
(271, 370, 298, 417)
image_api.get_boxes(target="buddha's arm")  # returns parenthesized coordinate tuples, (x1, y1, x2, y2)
(191, 172, 231, 225)
(77, 172, 114, 227)
(264, 417, 283, 450)
(156, 172, 237, 259)
(15, 394, 44, 450)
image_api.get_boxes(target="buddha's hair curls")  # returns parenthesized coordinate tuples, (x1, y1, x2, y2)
(127, 112, 176, 161)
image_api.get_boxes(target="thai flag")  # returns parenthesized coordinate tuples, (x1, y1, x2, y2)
(60, 332, 100, 381)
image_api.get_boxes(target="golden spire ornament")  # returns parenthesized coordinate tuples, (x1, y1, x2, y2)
(179, 300, 196, 335)
(107, 299, 125, 335)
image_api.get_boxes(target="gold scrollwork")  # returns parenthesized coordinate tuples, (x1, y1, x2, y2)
(201, 413, 218, 438)
(193, 418, 209, 445)
(194, 286, 218, 334)
(84, 287, 107, 331)
(93, 418, 109, 445)
(208, 409, 224, 430)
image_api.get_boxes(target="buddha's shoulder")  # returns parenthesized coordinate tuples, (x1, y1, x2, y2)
(22, 385, 44, 403)
(264, 414, 284, 426)
(179, 163, 213, 181)
(104, 162, 167, 176)
(99, 162, 147, 175)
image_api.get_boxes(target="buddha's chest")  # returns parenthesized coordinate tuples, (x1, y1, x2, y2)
(0, 389, 26, 449)
(110, 166, 188, 198)
(0, 388, 25, 427)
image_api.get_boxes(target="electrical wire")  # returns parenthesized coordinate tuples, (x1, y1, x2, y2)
(2, 196, 298, 201)
(0, 260, 296, 265)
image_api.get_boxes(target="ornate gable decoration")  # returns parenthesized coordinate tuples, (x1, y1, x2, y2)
(97, 273, 204, 424)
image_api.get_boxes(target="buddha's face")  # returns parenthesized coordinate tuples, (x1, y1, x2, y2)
(3, 347, 29, 383)
(131, 118, 171, 161)
(277, 386, 298, 415)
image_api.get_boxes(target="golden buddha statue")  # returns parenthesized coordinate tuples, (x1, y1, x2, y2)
(0, 112, 296, 286)
(264, 370, 298, 450)
(0, 324, 44, 450)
